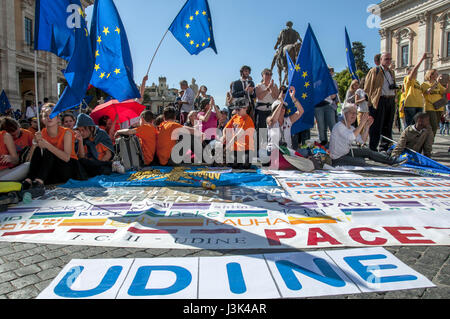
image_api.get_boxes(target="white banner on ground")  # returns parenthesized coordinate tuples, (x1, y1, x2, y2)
(37, 247, 435, 299)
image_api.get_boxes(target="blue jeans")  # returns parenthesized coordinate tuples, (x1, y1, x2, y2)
(404, 107, 423, 127)
(314, 104, 336, 143)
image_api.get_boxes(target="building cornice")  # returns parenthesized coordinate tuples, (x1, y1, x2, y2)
(380, 0, 450, 29)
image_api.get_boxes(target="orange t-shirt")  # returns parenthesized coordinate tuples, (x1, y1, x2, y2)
(82, 142, 110, 161)
(41, 126, 78, 160)
(156, 121, 183, 165)
(28, 127, 37, 138)
(14, 128, 33, 153)
(224, 114, 255, 151)
(136, 124, 157, 165)
(0, 131, 14, 170)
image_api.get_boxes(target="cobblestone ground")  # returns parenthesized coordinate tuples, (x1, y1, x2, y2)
(0, 130, 448, 299)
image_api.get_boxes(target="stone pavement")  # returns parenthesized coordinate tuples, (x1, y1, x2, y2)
(0, 130, 448, 300)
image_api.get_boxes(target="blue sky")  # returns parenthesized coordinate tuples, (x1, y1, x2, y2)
(86, 0, 382, 107)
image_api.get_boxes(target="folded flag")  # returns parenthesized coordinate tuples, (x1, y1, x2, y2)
(0, 90, 12, 114)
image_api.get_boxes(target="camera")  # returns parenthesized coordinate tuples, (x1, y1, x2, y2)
(389, 84, 399, 90)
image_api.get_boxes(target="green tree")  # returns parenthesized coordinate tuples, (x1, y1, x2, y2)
(352, 41, 370, 75)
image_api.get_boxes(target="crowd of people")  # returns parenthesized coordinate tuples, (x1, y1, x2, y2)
(0, 52, 449, 196)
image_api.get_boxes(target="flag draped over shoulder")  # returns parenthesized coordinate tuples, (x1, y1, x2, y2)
(285, 24, 338, 135)
(90, 0, 140, 102)
(0, 90, 12, 114)
(345, 27, 359, 81)
(35, 0, 94, 118)
(169, 0, 217, 55)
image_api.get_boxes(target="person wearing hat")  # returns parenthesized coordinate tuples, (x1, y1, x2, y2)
(329, 105, 405, 167)
(22, 104, 84, 194)
(74, 113, 115, 177)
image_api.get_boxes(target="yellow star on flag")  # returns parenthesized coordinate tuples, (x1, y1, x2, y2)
(189, 16, 194, 21)
(185, 24, 190, 29)
(202, 42, 205, 47)
(102, 27, 110, 36)
(295, 64, 301, 72)
(186, 32, 190, 38)
(97, 36, 102, 43)
(195, 10, 199, 15)
(196, 44, 199, 48)
(114, 68, 121, 75)
(94, 64, 100, 71)
(115, 27, 120, 34)
(190, 40, 194, 45)
(302, 71, 308, 78)
(84, 28, 88, 37)
(304, 82, 310, 88)
(95, 50, 100, 57)
(202, 11, 206, 15)
(99, 72, 105, 79)
(302, 93, 308, 99)
(107, 73, 111, 79)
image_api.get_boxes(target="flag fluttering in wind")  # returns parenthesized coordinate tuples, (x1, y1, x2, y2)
(0, 90, 12, 114)
(169, 0, 217, 55)
(345, 27, 359, 81)
(90, 0, 140, 102)
(286, 50, 296, 85)
(285, 24, 338, 135)
(35, 0, 94, 118)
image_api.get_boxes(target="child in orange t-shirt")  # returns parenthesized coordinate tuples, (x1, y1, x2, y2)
(115, 110, 157, 166)
(221, 104, 255, 169)
(156, 107, 201, 166)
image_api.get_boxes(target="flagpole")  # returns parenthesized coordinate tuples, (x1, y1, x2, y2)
(146, 29, 170, 76)
(33, 51, 41, 132)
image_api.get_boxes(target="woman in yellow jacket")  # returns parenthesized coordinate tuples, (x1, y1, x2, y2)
(421, 70, 449, 136)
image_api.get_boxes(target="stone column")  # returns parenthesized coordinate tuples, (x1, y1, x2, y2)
(4, 0, 21, 109)
(416, 11, 430, 82)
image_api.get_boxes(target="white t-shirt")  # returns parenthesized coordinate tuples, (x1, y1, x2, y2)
(256, 83, 277, 110)
(26, 106, 37, 119)
(267, 116, 293, 153)
(329, 121, 364, 160)
(181, 87, 195, 113)
(356, 88, 369, 112)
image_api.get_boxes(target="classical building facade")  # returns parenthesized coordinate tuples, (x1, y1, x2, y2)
(378, 0, 450, 83)
(0, 0, 93, 113)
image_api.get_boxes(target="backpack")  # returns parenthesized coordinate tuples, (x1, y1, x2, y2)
(114, 135, 144, 171)
(0, 182, 22, 212)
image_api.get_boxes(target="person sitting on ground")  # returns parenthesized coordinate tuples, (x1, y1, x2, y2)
(157, 106, 201, 166)
(114, 110, 158, 167)
(22, 104, 84, 193)
(221, 101, 255, 169)
(0, 117, 34, 158)
(266, 86, 304, 169)
(62, 113, 76, 130)
(74, 113, 114, 177)
(28, 117, 39, 137)
(391, 112, 434, 159)
(0, 126, 26, 181)
(98, 114, 119, 142)
(153, 114, 165, 128)
(329, 106, 404, 167)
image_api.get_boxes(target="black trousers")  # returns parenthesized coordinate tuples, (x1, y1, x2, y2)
(28, 148, 83, 185)
(369, 96, 395, 152)
(79, 158, 112, 178)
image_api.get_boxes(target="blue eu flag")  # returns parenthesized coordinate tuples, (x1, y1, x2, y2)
(90, 0, 140, 102)
(0, 90, 12, 114)
(286, 50, 296, 85)
(169, 0, 217, 55)
(345, 27, 359, 81)
(285, 24, 338, 135)
(35, 0, 94, 118)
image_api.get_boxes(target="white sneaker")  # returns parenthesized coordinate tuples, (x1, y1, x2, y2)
(112, 161, 126, 174)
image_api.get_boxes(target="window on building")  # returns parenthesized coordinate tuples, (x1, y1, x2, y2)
(447, 31, 450, 58)
(401, 44, 409, 67)
(24, 17, 33, 46)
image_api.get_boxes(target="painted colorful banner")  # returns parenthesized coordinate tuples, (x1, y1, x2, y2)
(1, 174, 449, 249)
(37, 247, 435, 299)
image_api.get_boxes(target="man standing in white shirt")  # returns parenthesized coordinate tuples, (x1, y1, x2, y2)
(177, 80, 195, 125)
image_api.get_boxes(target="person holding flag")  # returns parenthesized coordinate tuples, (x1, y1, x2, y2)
(34, 0, 94, 120)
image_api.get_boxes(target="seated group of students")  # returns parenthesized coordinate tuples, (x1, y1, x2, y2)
(0, 86, 425, 197)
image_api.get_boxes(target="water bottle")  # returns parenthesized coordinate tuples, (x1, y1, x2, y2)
(22, 192, 32, 204)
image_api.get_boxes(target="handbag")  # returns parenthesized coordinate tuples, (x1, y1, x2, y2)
(433, 96, 448, 110)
